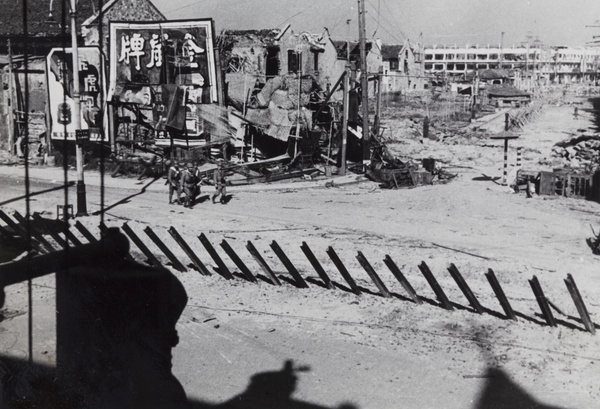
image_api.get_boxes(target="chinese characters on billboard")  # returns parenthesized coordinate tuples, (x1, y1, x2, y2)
(46, 47, 107, 142)
(108, 20, 221, 147)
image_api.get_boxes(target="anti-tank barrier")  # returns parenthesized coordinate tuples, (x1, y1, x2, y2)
(0, 212, 596, 335)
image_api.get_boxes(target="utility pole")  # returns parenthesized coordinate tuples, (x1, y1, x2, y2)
(70, 0, 87, 216)
(500, 31, 504, 69)
(357, 0, 370, 169)
(7, 39, 15, 155)
(340, 65, 351, 176)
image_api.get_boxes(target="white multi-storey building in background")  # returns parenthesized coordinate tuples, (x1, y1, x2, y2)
(422, 44, 600, 84)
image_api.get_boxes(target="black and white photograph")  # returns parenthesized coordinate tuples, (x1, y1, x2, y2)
(1, 1, 600, 408)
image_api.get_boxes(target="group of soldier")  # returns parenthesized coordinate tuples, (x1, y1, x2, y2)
(167, 159, 228, 208)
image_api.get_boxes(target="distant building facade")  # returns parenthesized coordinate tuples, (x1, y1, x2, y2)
(422, 44, 600, 84)
(381, 39, 424, 93)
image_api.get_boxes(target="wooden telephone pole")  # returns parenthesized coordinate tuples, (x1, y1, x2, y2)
(358, 0, 370, 168)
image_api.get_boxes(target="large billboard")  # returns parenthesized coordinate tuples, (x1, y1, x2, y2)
(108, 19, 222, 147)
(46, 47, 107, 142)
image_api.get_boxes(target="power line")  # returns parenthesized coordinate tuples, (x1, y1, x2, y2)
(274, 0, 322, 29)
(364, 6, 404, 43)
(372, 0, 381, 38)
(381, 0, 418, 40)
(365, 0, 405, 43)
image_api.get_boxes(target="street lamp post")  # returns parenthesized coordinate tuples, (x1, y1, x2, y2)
(69, 0, 87, 216)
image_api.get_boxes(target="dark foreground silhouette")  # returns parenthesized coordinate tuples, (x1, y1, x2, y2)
(0, 230, 357, 408)
(0, 230, 567, 409)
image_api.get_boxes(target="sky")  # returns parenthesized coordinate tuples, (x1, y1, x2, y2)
(152, 0, 600, 47)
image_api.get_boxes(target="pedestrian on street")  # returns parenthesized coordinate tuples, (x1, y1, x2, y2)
(574, 106, 579, 120)
(212, 159, 228, 204)
(167, 161, 182, 205)
(181, 162, 198, 208)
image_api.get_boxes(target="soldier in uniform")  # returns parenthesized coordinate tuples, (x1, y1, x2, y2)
(167, 161, 182, 205)
(212, 159, 228, 204)
(181, 162, 199, 208)
(192, 161, 202, 193)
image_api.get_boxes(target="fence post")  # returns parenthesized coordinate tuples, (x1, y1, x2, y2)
(418, 261, 453, 310)
(564, 274, 595, 334)
(447, 263, 483, 313)
(221, 239, 257, 283)
(356, 251, 391, 298)
(198, 233, 234, 279)
(485, 268, 517, 321)
(167, 226, 211, 275)
(383, 255, 421, 304)
(246, 240, 281, 286)
(300, 241, 334, 289)
(529, 275, 557, 327)
(144, 226, 187, 272)
(121, 222, 163, 268)
(74, 220, 98, 243)
(270, 240, 308, 288)
(326, 246, 360, 295)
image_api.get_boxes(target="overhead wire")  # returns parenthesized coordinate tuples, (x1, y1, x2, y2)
(381, 0, 419, 40)
(365, 11, 404, 44)
(273, 0, 321, 29)
(327, 5, 355, 37)
(364, 0, 405, 43)
(372, 0, 380, 38)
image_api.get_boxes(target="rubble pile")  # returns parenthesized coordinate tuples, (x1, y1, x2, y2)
(551, 132, 600, 169)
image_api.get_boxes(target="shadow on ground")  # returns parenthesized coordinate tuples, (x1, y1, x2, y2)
(472, 366, 565, 409)
(0, 231, 569, 409)
(0, 234, 357, 409)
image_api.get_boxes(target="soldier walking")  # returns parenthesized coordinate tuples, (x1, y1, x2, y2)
(212, 159, 228, 204)
(181, 163, 199, 208)
(167, 161, 182, 205)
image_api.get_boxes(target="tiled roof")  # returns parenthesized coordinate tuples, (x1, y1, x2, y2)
(381, 44, 403, 60)
(331, 39, 374, 60)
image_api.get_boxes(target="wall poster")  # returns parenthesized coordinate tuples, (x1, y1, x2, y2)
(108, 19, 221, 147)
(46, 47, 107, 142)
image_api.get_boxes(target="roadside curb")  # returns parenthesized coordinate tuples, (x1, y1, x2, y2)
(0, 164, 373, 194)
(231, 174, 372, 192)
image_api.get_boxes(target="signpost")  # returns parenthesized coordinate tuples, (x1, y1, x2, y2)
(75, 129, 89, 145)
(490, 132, 520, 186)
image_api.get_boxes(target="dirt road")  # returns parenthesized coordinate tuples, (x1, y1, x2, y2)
(1, 100, 599, 408)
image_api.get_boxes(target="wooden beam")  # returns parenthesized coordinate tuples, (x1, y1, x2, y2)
(447, 263, 484, 313)
(564, 274, 595, 335)
(270, 240, 308, 288)
(246, 240, 281, 286)
(198, 233, 234, 280)
(485, 268, 517, 321)
(168, 227, 211, 276)
(300, 241, 334, 289)
(529, 275, 557, 327)
(221, 239, 256, 282)
(418, 261, 453, 310)
(326, 246, 360, 295)
(356, 251, 391, 298)
(383, 255, 421, 304)
(121, 222, 163, 268)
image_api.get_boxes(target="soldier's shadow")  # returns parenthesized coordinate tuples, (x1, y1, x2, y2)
(472, 366, 566, 409)
(0, 254, 356, 409)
